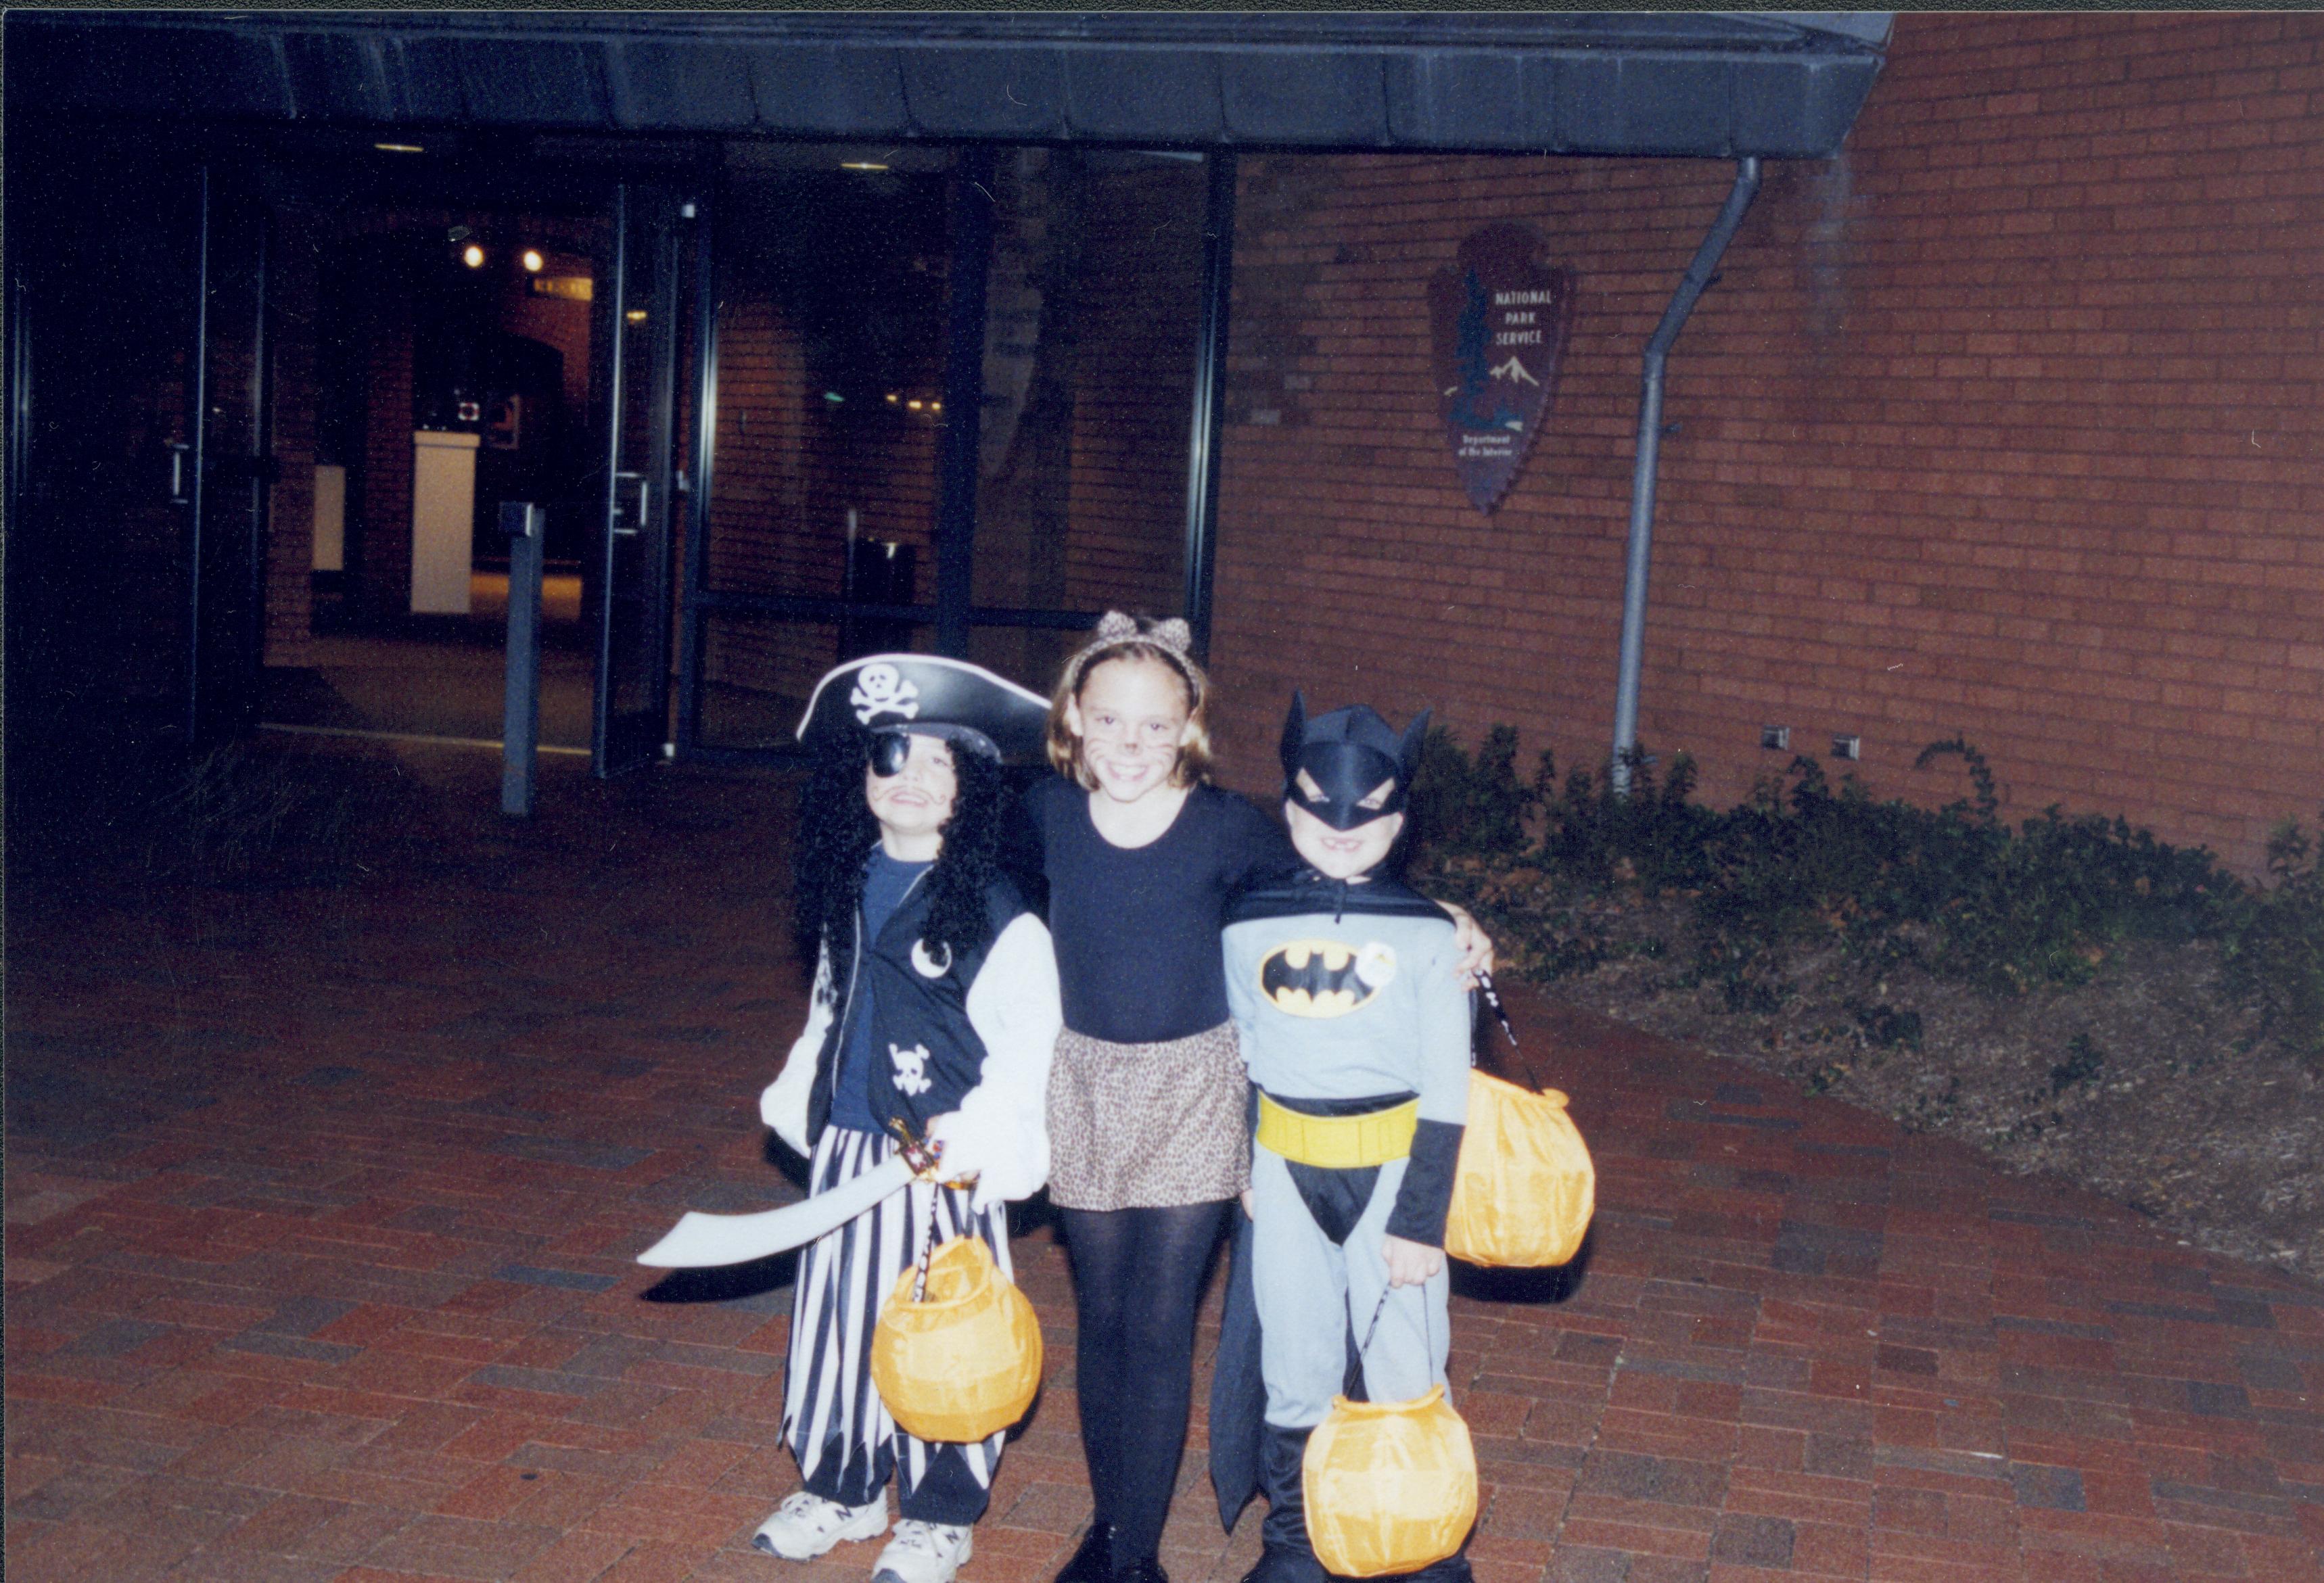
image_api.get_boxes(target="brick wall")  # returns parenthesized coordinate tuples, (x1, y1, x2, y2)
(263, 208, 317, 667)
(354, 272, 417, 624)
(1206, 11, 2324, 875)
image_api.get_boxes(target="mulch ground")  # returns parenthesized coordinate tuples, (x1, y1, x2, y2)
(7, 738, 2322, 1582)
(1531, 896, 2324, 1286)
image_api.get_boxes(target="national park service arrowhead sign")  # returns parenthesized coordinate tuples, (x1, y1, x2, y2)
(1428, 224, 1575, 514)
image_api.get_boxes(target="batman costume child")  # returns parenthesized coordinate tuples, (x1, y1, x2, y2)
(1213, 696, 1473, 1583)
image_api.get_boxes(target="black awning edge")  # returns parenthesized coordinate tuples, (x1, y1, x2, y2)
(7, 11, 1888, 160)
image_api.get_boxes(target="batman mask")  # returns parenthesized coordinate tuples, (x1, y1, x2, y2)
(1279, 692, 1431, 832)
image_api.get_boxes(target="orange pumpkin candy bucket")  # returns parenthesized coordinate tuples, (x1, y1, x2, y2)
(870, 1235, 1044, 1443)
(1303, 1384, 1479, 1577)
(1443, 1070, 1594, 1269)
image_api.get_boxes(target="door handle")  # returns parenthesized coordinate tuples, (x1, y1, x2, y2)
(611, 471, 648, 538)
(168, 442, 193, 506)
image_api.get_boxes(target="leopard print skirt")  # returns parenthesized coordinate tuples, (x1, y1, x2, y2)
(1045, 1021, 1249, 1210)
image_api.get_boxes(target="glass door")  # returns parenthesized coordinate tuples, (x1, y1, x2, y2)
(683, 147, 959, 755)
(5, 123, 214, 818)
(590, 183, 691, 777)
(678, 144, 1234, 763)
(963, 146, 1228, 688)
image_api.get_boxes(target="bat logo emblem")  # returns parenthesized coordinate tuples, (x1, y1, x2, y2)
(1259, 940, 1397, 1018)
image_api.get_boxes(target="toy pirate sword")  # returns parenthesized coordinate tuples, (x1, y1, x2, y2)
(637, 1121, 952, 1269)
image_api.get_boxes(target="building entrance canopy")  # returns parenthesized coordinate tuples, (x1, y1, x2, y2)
(11, 11, 1888, 159)
(6, 9, 1891, 777)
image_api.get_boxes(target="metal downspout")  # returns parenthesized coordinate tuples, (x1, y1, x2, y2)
(1609, 156, 1761, 795)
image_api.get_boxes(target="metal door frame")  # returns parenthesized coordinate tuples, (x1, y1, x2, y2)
(590, 181, 688, 778)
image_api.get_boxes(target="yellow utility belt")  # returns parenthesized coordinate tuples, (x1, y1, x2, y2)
(1256, 1093, 1419, 1169)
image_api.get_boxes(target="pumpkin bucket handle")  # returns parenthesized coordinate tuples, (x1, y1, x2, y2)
(1474, 970, 1521, 1058)
(908, 1188, 942, 1302)
(1345, 1278, 1435, 1400)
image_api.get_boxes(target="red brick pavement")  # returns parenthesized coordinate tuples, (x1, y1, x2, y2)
(8, 740, 2322, 1582)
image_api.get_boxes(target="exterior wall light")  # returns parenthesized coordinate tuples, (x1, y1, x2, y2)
(521, 250, 544, 273)
(462, 244, 485, 268)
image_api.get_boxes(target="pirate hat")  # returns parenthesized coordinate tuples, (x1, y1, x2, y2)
(1279, 692, 1432, 830)
(797, 654, 1050, 765)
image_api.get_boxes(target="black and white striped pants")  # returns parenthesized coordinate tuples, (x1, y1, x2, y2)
(783, 1125, 1011, 1526)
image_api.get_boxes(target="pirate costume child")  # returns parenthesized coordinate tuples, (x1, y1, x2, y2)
(1214, 696, 1473, 1583)
(756, 655, 1064, 1583)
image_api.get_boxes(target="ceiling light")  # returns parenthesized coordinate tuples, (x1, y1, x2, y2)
(885, 393, 901, 405)
(462, 244, 485, 268)
(375, 142, 425, 155)
(906, 399, 923, 411)
(626, 308, 649, 323)
(521, 250, 544, 273)
(841, 161, 891, 172)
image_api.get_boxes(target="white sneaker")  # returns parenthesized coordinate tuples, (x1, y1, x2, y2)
(753, 1491, 889, 1559)
(873, 1519, 973, 1583)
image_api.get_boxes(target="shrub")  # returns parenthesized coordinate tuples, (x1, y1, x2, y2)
(2222, 813, 2324, 1066)
(1407, 725, 2303, 1049)
(1406, 722, 1536, 862)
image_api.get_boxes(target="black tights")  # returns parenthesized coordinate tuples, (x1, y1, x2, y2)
(1058, 1201, 1234, 1572)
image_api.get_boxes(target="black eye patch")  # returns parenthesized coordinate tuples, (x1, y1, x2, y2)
(868, 729, 912, 778)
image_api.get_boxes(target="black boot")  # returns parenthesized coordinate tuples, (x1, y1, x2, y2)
(1393, 1557, 1474, 1583)
(1238, 1425, 1327, 1583)
(1056, 1522, 1116, 1583)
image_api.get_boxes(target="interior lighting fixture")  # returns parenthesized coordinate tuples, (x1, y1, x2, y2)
(885, 393, 901, 405)
(906, 399, 924, 410)
(462, 244, 486, 268)
(375, 141, 425, 155)
(931, 401, 942, 413)
(521, 249, 544, 273)
(841, 160, 891, 172)
(626, 308, 649, 323)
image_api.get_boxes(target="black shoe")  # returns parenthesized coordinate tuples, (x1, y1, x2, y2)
(1238, 1546, 1328, 1583)
(1055, 1522, 1115, 1583)
(1113, 1558, 1169, 1583)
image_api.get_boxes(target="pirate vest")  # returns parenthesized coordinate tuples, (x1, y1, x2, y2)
(806, 872, 1029, 1145)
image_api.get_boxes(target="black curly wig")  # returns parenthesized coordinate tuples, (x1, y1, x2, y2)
(792, 730, 1008, 999)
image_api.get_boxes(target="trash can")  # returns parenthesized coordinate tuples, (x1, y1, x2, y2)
(840, 538, 917, 660)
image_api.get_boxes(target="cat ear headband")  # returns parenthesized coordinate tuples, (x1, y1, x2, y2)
(1060, 611, 1202, 697)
